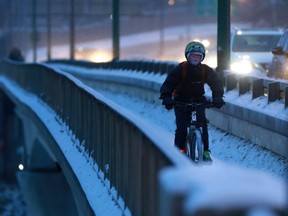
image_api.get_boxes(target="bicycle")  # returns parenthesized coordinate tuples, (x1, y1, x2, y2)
(175, 100, 214, 163)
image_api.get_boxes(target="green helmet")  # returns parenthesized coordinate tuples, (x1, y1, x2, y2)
(184, 41, 206, 62)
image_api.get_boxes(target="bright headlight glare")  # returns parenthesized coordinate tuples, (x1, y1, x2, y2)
(202, 39, 210, 48)
(90, 52, 111, 62)
(18, 164, 24, 170)
(230, 60, 253, 74)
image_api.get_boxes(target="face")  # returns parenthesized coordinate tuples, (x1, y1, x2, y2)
(188, 53, 202, 62)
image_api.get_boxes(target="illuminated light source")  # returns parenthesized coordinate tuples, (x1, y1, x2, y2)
(75, 48, 112, 63)
(237, 30, 243, 35)
(168, 0, 175, 6)
(202, 39, 210, 48)
(18, 164, 24, 170)
(90, 52, 112, 62)
(230, 59, 253, 74)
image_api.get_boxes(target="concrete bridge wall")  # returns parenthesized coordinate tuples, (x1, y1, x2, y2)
(0, 84, 94, 216)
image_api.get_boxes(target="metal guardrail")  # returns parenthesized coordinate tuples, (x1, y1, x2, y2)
(49, 59, 288, 108)
(0, 60, 183, 216)
(225, 72, 288, 106)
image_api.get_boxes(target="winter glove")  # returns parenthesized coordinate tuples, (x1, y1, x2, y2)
(162, 97, 174, 110)
(212, 97, 224, 109)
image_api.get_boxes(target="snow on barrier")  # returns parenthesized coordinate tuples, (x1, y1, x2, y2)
(159, 164, 287, 216)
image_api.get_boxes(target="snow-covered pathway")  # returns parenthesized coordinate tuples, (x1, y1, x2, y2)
(94, 89, 287, 180)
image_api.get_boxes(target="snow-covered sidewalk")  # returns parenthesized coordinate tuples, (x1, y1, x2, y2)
(94, 88, 287, 180)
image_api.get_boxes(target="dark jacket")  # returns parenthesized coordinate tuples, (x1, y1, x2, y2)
(160, 61, 224, 101)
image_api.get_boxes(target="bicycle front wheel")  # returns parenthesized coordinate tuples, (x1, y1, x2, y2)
(194, 130, 203, 162)
(186, 129, 203, 162)
(186, 131, 197, 161)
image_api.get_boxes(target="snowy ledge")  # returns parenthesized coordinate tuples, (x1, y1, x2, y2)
(0, 76, 130, 215)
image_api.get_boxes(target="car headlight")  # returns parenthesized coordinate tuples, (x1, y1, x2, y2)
(230, 60, 253, 74)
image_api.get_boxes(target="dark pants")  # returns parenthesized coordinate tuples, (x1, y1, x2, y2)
(174, 103, 209, 151)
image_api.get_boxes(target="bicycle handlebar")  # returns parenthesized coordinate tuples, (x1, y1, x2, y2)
(174, 100, 217, 109)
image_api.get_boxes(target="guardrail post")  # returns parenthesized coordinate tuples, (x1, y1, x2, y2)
(129, 61, 138, 71)
(225, 73, 237, 91)
(239, 76, 250, 95)
(142, 61, 148, 72)
(268, 82, 280, 103)
(126, 60, 135, 71)
(136, 61, 143, 71)
(153, 62, 161, 74)
(252, 79, 264, 99)
(160, 63, 167, 75)
(146, 61, 154, 73)
(285, 86, 288, 108)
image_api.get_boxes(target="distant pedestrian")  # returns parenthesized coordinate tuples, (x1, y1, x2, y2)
(8, 47, 24, 62)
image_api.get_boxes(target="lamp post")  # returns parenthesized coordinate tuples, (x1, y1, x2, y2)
(70, 0, 75, 60)
(217, 0, 231, 82)
(32, 0, 38, 62)
(47, 0, 51, 61)
(159, 0, 164, 59)
(112, 0, 120, 60)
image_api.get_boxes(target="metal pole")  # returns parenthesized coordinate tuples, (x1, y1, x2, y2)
(112, 0, 120, 60)
(47, 0, 51, 60)
(32, 0, 37, 62)
(159, 0, 164, 59)
(70, 0, 75, 60)
(216, 0, 230, 82)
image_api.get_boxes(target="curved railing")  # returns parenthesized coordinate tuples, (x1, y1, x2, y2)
(0, 60, 191, 215)
(48, 59, 288, 108)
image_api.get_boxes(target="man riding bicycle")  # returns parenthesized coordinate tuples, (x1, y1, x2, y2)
(160, 41, 224, 162)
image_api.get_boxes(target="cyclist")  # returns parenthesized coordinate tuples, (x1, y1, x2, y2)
(160, 41, 224, 162)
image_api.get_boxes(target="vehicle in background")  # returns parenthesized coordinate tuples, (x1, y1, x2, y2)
(230, 28, 283, 76)
(267, 29, 288, 80)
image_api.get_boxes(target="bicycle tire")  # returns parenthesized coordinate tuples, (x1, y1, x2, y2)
(194, 130, 204, 162)
(186, 131, 197, 160)
(186, 129, 203, 162)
